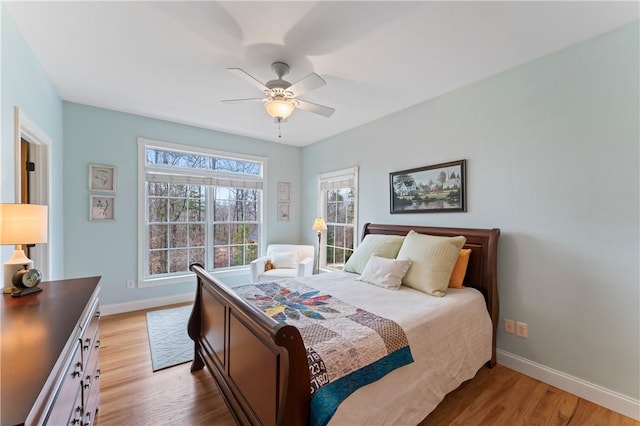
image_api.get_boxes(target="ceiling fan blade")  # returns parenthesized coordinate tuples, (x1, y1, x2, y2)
(227, 68, 268, 92)
(296, 99, 335, 118)
(221, 97, 265, 104)
(287, 73, 326, 97)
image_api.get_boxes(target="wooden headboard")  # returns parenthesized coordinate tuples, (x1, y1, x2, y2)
(362, 223, 500, 366)
(188, 223, 501, 426)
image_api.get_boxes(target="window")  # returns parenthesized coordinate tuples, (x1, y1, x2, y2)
(138, 139, 265, 286)
(317, 167, 358, 270)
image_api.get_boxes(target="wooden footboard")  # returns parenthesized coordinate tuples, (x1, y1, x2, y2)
(188, 264, 310, 426)
(188, 224, 500, 425)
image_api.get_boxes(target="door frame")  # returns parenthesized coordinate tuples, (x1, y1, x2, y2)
(14, 107, 52, 279)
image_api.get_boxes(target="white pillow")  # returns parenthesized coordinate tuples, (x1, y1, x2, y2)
(397, 230, 466, 297)
(344, 234, 405, 274)
(270, 251, 299, 269)
(357, 255, 412, 290)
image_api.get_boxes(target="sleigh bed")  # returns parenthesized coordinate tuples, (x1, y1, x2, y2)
(188, 223, 500, 426)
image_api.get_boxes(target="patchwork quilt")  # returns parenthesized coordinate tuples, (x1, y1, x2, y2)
(234, 279, 414, 426)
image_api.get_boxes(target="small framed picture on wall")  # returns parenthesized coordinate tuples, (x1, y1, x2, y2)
(89, 164, 116, 192)
(277, 182, 291, 202)
(90, 195, 116, 221)
(278, 203, 290, 221)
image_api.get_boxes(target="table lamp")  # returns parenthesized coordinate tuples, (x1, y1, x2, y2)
(0, 204, 48, 294)
(312, 217, 327, 274)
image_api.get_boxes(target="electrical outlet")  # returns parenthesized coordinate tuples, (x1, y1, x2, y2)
(516, 321, 528, 338)
(126, 279, 136, 289)
(504, 319, 515, 334)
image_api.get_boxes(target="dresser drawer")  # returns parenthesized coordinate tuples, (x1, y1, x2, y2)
(43, 343, 83, 425)
(83, 367, 100, 426)
(81, 303, 100, 359)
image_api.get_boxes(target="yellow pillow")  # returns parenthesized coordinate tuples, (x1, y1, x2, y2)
(448, 249, 471, 288)
(397, 230, 466, 296)
(344, 234, 405, 274)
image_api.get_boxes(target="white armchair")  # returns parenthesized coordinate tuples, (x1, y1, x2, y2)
(250, 244, 315, 283)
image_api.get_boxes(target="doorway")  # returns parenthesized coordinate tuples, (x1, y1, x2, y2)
(14, 107, 51, 279)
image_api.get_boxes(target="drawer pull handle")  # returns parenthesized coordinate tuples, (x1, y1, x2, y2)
(72, 361, 83, 377)
(95, 310, 101, 318)
(95, 339, 101, 349)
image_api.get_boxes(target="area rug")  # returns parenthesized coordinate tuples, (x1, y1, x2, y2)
(146, 305, 193, 371)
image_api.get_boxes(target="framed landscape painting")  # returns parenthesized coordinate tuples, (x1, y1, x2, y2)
(390, 159, 466, 213)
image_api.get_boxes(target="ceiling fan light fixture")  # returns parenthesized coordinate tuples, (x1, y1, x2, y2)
(264, 98, 296, 120)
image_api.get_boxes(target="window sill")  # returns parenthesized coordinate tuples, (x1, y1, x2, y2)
(139, 267, 251, 288)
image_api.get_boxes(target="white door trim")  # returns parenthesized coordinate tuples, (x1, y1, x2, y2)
(14, 107, 52, 280)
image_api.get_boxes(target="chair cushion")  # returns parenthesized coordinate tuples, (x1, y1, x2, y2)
(259, 268, 297, 281)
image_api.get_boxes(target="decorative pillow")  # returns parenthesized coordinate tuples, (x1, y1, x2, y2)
(270, 251, 299, 269)
(449, 249, 472, 288)
(357, 255, 412, 290)
(397, 230, 466, 296)
(344, 234, 405, 274)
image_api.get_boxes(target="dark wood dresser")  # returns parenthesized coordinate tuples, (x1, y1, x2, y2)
(1, 276, 101, 426)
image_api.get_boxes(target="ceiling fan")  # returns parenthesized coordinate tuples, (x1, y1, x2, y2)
(222, 62, 335, 137)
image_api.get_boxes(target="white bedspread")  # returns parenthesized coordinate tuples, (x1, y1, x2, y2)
(298, 271, 492, 426)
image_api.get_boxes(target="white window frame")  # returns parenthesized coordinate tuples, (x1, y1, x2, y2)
(137, 138, 267, 287)
(317, 166, 358, 271)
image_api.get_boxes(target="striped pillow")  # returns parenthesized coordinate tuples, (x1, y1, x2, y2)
(397, 230, 466, 296)
(344, 234, 405, 274)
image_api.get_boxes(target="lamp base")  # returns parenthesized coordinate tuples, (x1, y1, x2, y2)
(3, 250, 33, 294)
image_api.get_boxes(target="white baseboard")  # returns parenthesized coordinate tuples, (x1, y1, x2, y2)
(100, 292, 194, 316)
(99, 269, 250, 316)
(497, 349, 640, 421)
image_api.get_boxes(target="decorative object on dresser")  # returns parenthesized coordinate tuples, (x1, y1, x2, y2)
(312, 217, 327, 274)
(1, 276, 101, 426)
(11, 264, 43, 297)
(0, 203, 48, 294)
(390, 159, 466, 213)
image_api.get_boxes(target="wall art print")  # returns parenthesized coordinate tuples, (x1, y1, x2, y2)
(89, 164, 116, 192)
(90, 195, 116, 221)
(390, 159, 466, 213)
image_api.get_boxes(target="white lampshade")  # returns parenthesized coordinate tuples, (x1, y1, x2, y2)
(312, 217, 327, 232)
(264, 98, 296, 120)
(0, 204, 48, 245)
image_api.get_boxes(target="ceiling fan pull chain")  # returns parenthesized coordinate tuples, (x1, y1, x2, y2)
(277, 118, 283, 138)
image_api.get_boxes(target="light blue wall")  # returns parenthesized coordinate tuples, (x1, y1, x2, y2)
(63, 103, 301, 306)
(302, 23, 640, 400)
(4, 0, 638, 405)
(1, 5, 64, 278)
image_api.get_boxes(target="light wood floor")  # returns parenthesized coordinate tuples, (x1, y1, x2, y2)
(95, 304, 638, 426)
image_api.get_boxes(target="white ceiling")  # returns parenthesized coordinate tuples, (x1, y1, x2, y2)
(6, 1, 638, 146)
